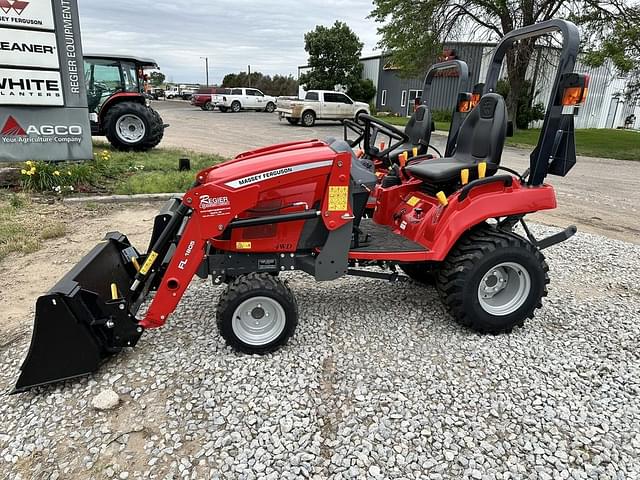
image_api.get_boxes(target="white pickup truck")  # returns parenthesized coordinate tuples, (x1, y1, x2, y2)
(276, 90, 370, 127)
(213, 88, 277, 113)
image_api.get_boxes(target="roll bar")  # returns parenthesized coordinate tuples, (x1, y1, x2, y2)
(420, 60, 470, 157)
(483, 19, 582, 186)
(421, 59, 469, 103)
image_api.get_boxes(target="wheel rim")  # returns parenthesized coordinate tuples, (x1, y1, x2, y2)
(205, 102, 213, 111)
(267, 103, 275, 112)
(477, 262, 531, 316)
(232, 296, 286, 346)
(232, 103, 240, 112)
(303, 113, 313, 125)
(116, 114, 146, 143)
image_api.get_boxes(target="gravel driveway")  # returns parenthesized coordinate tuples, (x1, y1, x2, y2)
(1, 224, 638, 479)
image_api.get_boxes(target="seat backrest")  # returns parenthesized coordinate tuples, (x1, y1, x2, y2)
(454, 93, 507, 165)
(405, 105, 433, 146)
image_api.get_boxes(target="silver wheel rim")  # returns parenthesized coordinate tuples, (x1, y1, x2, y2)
(303, 113, 313, 125)
(477, 262, 531, 316)
(232, 296, 286, 346)
(116, 114, 146, 143)
(232, 103, 240, 112)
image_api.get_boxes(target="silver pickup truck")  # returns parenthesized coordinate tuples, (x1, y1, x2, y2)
(276, 90, 369, 127)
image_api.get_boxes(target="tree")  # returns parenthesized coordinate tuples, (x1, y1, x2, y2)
(369, 0, 636, 129)
(149, 71, 166, 87)
(577, 3, 640, 99)
(299, 21, 364, 91)
(348, 78, 377, 103)
(221, 71, 298, 96)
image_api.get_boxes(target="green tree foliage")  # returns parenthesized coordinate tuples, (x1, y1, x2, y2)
(221, 72, 298, 96)
(369, 0, 634, 129)
(497, 80, 545, 129)
(347, 78, 377, 102)
(149, 71, 166, 87)
(576, 3, 640, 99)
(299, 21, 364, 91)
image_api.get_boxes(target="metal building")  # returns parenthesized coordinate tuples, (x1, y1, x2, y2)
(297, 43, 639, 129)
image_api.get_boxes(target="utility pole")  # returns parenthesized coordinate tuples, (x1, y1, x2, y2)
(248, 65, 251, 87)
(200, 57, 209, 86)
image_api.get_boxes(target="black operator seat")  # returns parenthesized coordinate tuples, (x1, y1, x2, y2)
(405, 93, 507, 184)
(388, 105, 434, 163)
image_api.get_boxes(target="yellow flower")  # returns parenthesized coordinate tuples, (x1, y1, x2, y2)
(67, 171, 72, 175)
(25, 160, 33, 166)
(21, 169, 27, 175)
(54, 171, 60, 176)
(26, 170, 34, 176)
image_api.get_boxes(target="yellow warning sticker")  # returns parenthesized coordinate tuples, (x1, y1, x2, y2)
(328, 186, 349, 211)
(406, 196, 420, 207)
(140, 251, 158, 275)
(236, 241, 252, 249)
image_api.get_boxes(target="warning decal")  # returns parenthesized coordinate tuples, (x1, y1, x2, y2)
(328, 186, 349, 211)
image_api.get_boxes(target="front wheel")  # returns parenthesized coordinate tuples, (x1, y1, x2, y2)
(203, 101, 214, 111)
(216, 273, 298, 354)
(231, 101, 241, 113)
(437, 226, 549, 334)
(265, 102, 276, 113)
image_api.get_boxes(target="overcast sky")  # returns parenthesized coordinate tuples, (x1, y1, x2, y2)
(78, 0, 382, 85)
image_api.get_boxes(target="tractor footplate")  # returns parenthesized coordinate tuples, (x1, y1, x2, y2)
(351, 219, 428, 253)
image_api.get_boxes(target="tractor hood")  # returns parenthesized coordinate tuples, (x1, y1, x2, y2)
(203, 141, 337, 188)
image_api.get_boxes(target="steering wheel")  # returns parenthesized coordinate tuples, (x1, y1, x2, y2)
(344, 113, 409, 160)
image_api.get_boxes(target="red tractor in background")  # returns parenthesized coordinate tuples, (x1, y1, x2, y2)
(84, 54, 166, 151)
(15, 20, 590, 393)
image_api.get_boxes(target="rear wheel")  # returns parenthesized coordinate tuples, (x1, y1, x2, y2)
(216, 273, 298, 354)
(265, 102, 276, 113)
(219, 106, 228, 113)
(104, 102, 164, 151)
(286, 118, 300, 125)
(301, 110, 316, 127)
(437, 226, 549, 334)
(202, 101, 214, 111)
(231, 101, 241, 113)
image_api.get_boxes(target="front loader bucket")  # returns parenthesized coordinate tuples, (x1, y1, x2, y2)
(14, 232, 144, 393)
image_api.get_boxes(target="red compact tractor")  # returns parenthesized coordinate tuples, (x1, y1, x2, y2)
(84, 54, 166, 151)
(15, 20, 589, 392)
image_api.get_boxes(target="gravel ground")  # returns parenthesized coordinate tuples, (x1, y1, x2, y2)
(0, 224, 639, 480)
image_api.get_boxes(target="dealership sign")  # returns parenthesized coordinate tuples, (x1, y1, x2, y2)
(0, 68, 63, 105)
(0, 0, 55, 30)
(0, 0, 91, 162)
(0, 29, 59, 68)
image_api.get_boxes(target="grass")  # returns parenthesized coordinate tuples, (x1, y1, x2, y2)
(375, 115, 639, 161)
(374, 115, 451, 132)
(507, 128, 640, 161)
(0, 194, 67, 261)
(15, 142, 226, 195)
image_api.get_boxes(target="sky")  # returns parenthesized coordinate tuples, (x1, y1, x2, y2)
(77, 0, 383, 85)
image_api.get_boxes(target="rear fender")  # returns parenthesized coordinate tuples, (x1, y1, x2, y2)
(422, 180, 557, 261)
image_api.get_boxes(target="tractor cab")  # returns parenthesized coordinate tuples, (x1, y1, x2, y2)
(84, 55, 157, 116)
(83, 54, 165, 151)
